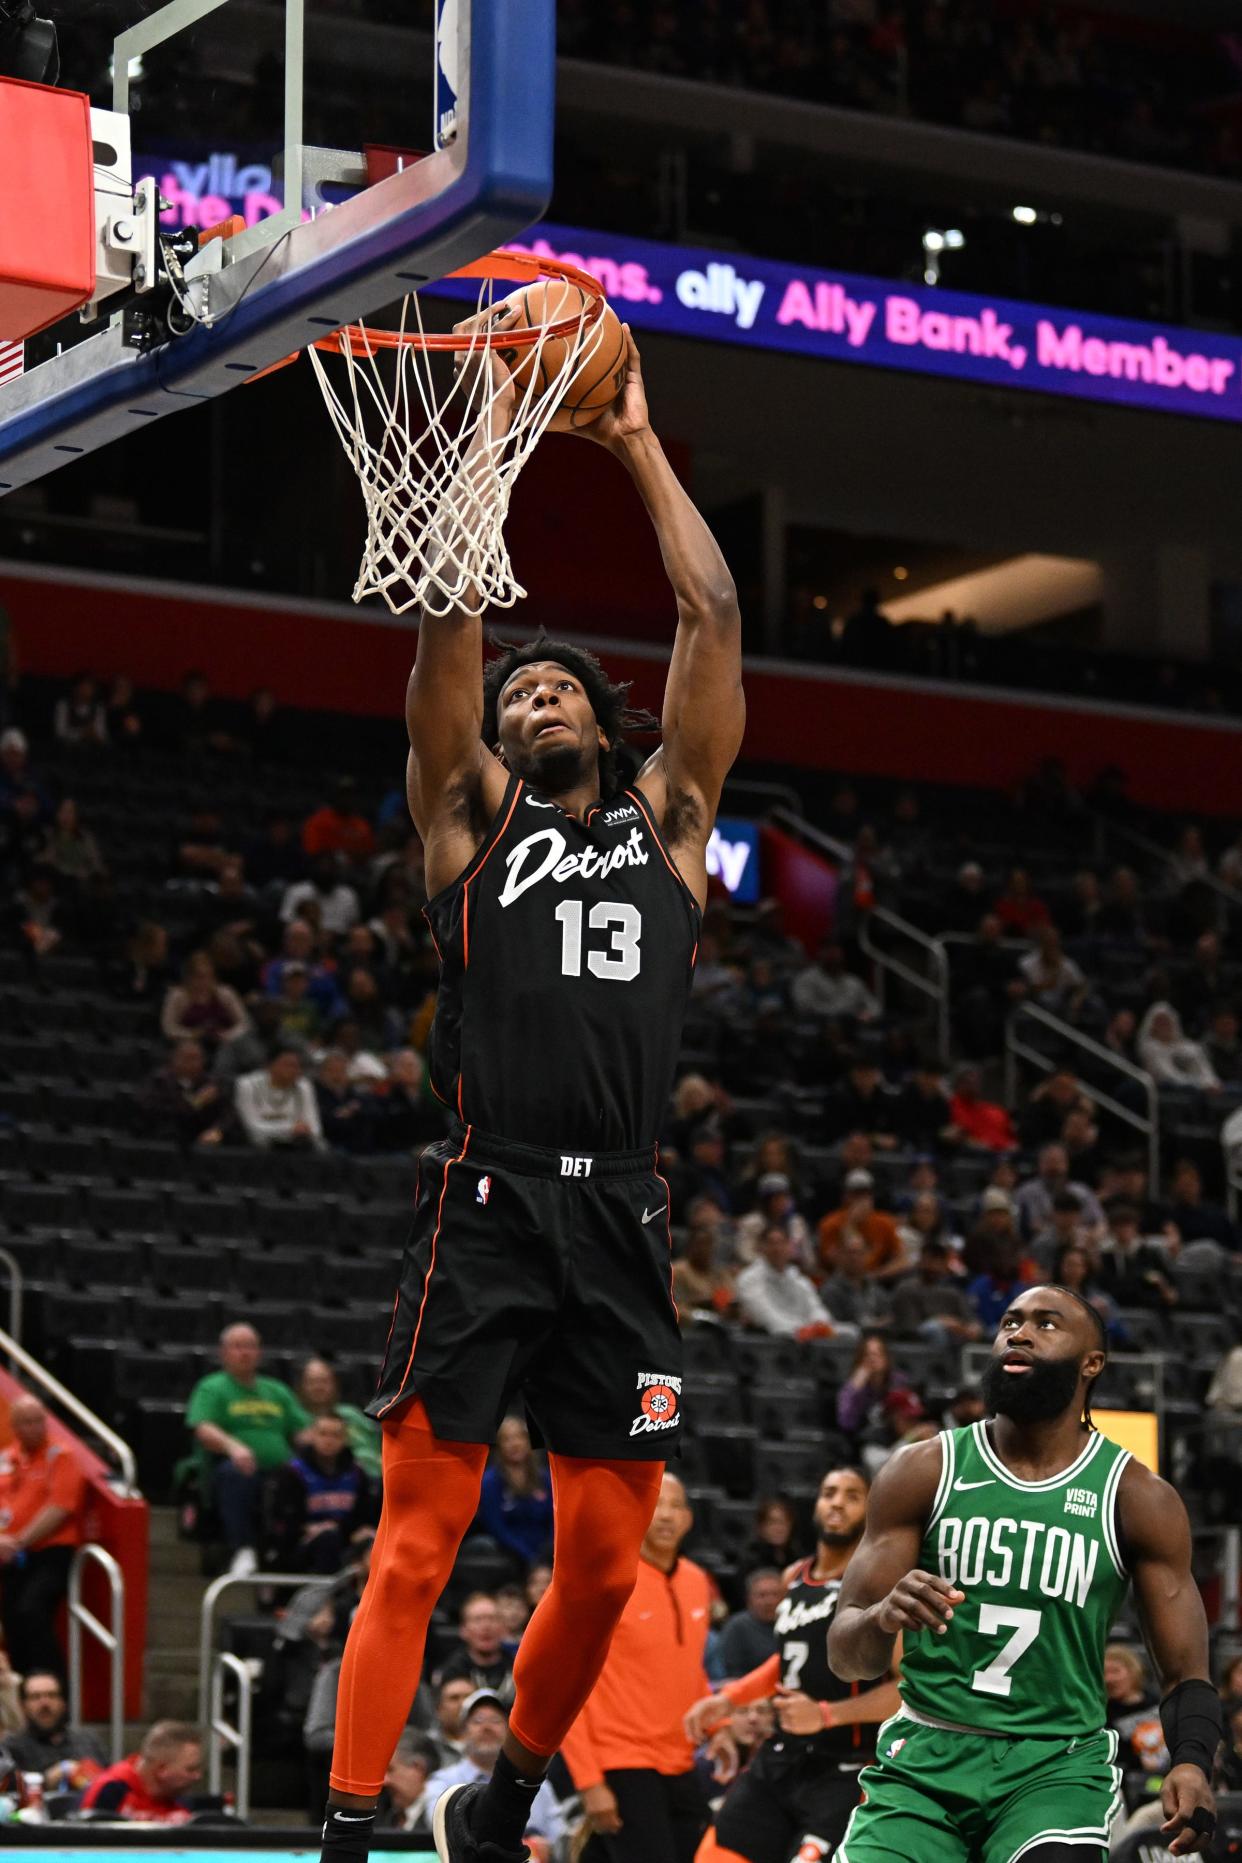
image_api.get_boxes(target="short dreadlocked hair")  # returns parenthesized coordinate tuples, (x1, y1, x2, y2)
(481, 631, 658, 801)
(1045, 1282, 1109, 1429)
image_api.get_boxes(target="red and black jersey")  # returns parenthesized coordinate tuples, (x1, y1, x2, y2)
(425, 776, 700, 1151)
(775, 1560, 873, 1762)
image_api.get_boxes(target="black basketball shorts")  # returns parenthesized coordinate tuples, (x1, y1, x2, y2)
(367, 1123, 684, 1460)
(714, 1742, 866, 1863)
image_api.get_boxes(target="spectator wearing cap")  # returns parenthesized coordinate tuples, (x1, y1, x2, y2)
(380, 1731, 439, 1833)
(186, 1323, 312, 1576)
(144, 1039, 230, 1148)
(736, 1228, 848, 1342)
(0, 1394, 86, 1677)
(561, 1472, 725, 1862)
(670, 1212, 737, 1324)
(947, 1065, 1017, 1152)
(790, 940, 878, 1024)
(733, 1172, 814, 1270)
(235, 1047, 325, 1151)
(266, 1412, 377, 1575)
(302, 779, 376, 864)
(964, 1187, 1022, 1276)
(1029, 1188, 1093, 1273)
(273, 962, 326, 1046)
(477, 1418, 553, 1573)
(1013, 1142, 1105, 1242)
(891, 1240, 983, 1346)
(280, 855, 361, 940)
(817, 1170, 905, 1280)
(80, 1722, 204, 1823)
(820, 1231, 895, 1330)
(263, 920, 344, 1020)
(5, 1669, 105, 1788)
(424, 1689, 564, 1851)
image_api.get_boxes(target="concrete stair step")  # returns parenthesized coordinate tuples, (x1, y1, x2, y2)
(144, 1673, 198, 1721)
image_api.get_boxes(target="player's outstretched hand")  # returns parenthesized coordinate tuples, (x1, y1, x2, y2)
(1159, 1764, 1217, 1855)
(450, 304, 520, 435)
(876, 1570, 964, 1637)
(707, 1727, 739, 1785)
(684, 1691, 733, 1745)
(574, 325, 650, 452)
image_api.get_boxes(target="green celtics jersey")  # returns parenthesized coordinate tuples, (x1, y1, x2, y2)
(899, 1420, 1131, 1739)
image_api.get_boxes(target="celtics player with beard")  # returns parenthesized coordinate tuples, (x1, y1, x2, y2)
(684, 1468, 901, 1863)
(829, 1285, 1220, 1861)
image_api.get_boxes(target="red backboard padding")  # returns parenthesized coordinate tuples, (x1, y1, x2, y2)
(0, 77, 96, 341)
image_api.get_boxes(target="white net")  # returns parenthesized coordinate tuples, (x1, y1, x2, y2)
(307, 271, 609, 618)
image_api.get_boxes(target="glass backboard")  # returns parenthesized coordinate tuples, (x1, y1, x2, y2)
(0, 0, 554, 490)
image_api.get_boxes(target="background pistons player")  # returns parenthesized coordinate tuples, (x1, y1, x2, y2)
(685, 1469, 902, 1863)
(319, 327, 745, 1863)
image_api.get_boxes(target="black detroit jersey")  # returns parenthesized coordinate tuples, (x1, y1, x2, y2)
(425, 774, 702, 1150)
(774, 1561, 871, 1762)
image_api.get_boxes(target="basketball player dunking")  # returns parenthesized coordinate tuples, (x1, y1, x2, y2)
(827, 1285, 1220, 1861)
(684, 1468, 902, 1863)
(319, 329, 745, 1863)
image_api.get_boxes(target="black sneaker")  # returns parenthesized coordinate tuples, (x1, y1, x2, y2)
(432, 1782, 529, 1863)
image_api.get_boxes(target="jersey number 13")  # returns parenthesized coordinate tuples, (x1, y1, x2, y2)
(555, 899, 642, 981)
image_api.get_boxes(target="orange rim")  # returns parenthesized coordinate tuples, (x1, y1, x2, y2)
(246, 250, 606, 382)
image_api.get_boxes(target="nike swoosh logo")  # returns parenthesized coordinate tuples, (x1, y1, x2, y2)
(642, 1205, 669, 1224)
(330, 1814, 374, 1823)
(954, 1478, 993, 1492)
(526, 796, 556, 809)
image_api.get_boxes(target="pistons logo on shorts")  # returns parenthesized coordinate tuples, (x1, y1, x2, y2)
(642, 1384, 678, 1423)
(630, 1370, 683, 1438)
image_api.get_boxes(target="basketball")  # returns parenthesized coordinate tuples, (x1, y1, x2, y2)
(495, 280, 628, 429)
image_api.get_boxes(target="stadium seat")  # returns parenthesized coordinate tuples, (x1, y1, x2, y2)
(689, 1371, 747, 1426)
(730, 1334, 803, 1384)
(61, 1233, 144, 1287)
(253, 1198, 339, 1251)
(22, 1127, 104, 1182)
(108, 1137, 198, 1187)
(130, 1291, 223, 1348)
(167, 1190, 253, 1241)
(235, 1249, 322, 1304)
(322, 1254, 397, 1304)
(2, 1180, 81, 1230)
(146, 1237, 230, 1295)
(695, 1424, 759, 1498)
(749, 1377, 819, 1439)
(760, 1437, 830, 1496)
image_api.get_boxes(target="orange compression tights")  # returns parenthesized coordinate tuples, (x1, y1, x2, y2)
(329, 1400, 663, 1795)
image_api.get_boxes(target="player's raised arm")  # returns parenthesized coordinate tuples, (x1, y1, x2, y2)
(571, 326, 744, 898)
(405, 331, 516, 858)
(827, 1439, 959, 1682)
(1118, 1462, 1220, 1857)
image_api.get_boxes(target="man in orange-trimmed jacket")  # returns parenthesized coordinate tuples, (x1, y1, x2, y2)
(560, 1472, 734, 1863)
(0, 1393, 85, 1676)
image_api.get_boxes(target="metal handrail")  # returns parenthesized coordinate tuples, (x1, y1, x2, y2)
(768, 805, 852, 865)
(0, 1247, 22, 1350)
(1090, 810, 1242, 916)
(859, 908, 951, 1061)
(0, 1326, 137, 1493)
(198, 1569, 327, 1725)
(1004, 1000, 1160, 1190)
(209, 1651, 254, 1820)
(68, 1543, 125, 1763)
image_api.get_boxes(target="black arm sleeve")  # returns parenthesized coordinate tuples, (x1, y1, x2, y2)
(1160, 1678, 1224, 1780)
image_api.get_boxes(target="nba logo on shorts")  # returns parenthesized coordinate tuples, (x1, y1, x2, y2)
(476, 1175, 491, 1206)
(886, 1737, 906, 1758)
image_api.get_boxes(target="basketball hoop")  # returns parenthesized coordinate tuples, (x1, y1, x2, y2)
(283, 251, 610, 618)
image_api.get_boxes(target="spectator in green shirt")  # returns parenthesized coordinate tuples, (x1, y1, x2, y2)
(186, 1322, 311, 1576)
(296, 1356, 383, 1485)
